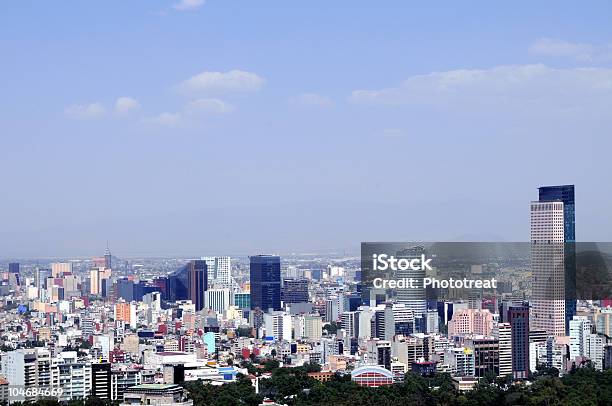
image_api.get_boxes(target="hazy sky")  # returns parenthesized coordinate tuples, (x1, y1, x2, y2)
(1, 1, 611, 258)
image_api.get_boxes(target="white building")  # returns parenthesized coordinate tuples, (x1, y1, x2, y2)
(444, 347, 475, 377)
(2, 348, 52, 401)
(395, 246, 428, 317)
(341, 311, 360, 338)
(215, 256, 231, 286)
(325, 296, 344, 322)
(201, 256, 232, 287)
(426, 309, 439, 334)
(587, 333, 605, 371)
(358, 307, 375, 339)
(51, 352, 92, 401)
(530, 201, 566, 337)
(493, 322, 512, 377)
(569, 316, 591, 361)
(564, 316, 605, 370)
(264, 311, 292, 341)
(303, 315, 323, 340)
(205, 288, 231, 313)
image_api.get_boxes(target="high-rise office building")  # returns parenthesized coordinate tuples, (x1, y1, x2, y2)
(466, 337, 500, 378)
(233, 292, 251, 310)
(493, 322, 512, 378)
(282, 278, 309, 304)
(531, 198, 566, 337)
(36, 268, 52, 289)
(167, 265, 190, 302)
(91, 362, 112, 399)
(205, 288, 231, 313)
(303, 315, 323, 340)
(8, 262, 20, 286)
(395, 246, 428, 318)
(51, 262, 73, 278)
(367, 340, 392, 371)
(263, 311, 292, 341)
(568, 315, 605, 370)
(538, 185, 576, 333)
(201, 256, 232, 286)
(188, 260, 208, 311)
(116, 278, 135, 302)
(341, 311, 360, 338)
(444, 347, 475, 377)
(508, 305, 529, 379)
(250, 255, 281, 312)
(538, 185, 575, 241)
(1, 348, 51, 402)
(215, 256, 231, 286)
(569, 315, 592, 361)
(90, 267, 111, 296)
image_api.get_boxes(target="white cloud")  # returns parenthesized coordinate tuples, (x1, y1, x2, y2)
(173, 0, 205, 11)
(529, 38, 612, 62)
(349, 64, 612, 115)
(186, 98, 234, 114)
(64, 102, 106, 119)
(289, 93, 335, 108)
(114, 97, 141, 115)
(179, 69, 265, 95)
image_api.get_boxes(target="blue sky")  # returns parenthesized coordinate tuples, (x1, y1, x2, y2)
(1, 1, 612, 257)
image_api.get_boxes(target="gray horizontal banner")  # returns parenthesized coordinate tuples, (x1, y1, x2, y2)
(360, 242, 612, 304)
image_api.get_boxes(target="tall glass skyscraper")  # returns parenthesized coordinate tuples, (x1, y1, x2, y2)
(508, 305, 530, 379)
(538, 185, 576, 333)
(395, 246, 428, 318)
(538, 185, 575, 241)
(188, 260, 208, 311)
(250, 255, 281, 312)
(167, 264, 189, 301)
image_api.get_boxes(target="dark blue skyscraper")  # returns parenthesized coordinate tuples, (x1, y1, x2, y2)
(117, 278, 135, 301)
(250, 255, 281, 312)
(538, 185, 575, 241)
(188, 260, 208, 311)
(282, 278, 309, 304)
(538, 184, 575, 333)
(508, 305, 529, 379)
(167, 265, 190, 302)
(8, 263, 19, 285)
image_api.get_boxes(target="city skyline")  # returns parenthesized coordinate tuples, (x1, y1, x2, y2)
(1, 2, 611, 404)
(0, 182, 611, 404)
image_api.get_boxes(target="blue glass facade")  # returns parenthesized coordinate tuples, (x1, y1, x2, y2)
(538, 185, 575, 241)
(189, 260, 208, 311)
(117, 278, 135, 301)
(8, 263, 19, 274)
(234, 292, 251, 309)
(250, 255, 281, 312)
(538, 184, 576, 333)
(509, 305, 530, 379)
(282, 278, 309, 303)
(167, 264, 190, 301)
